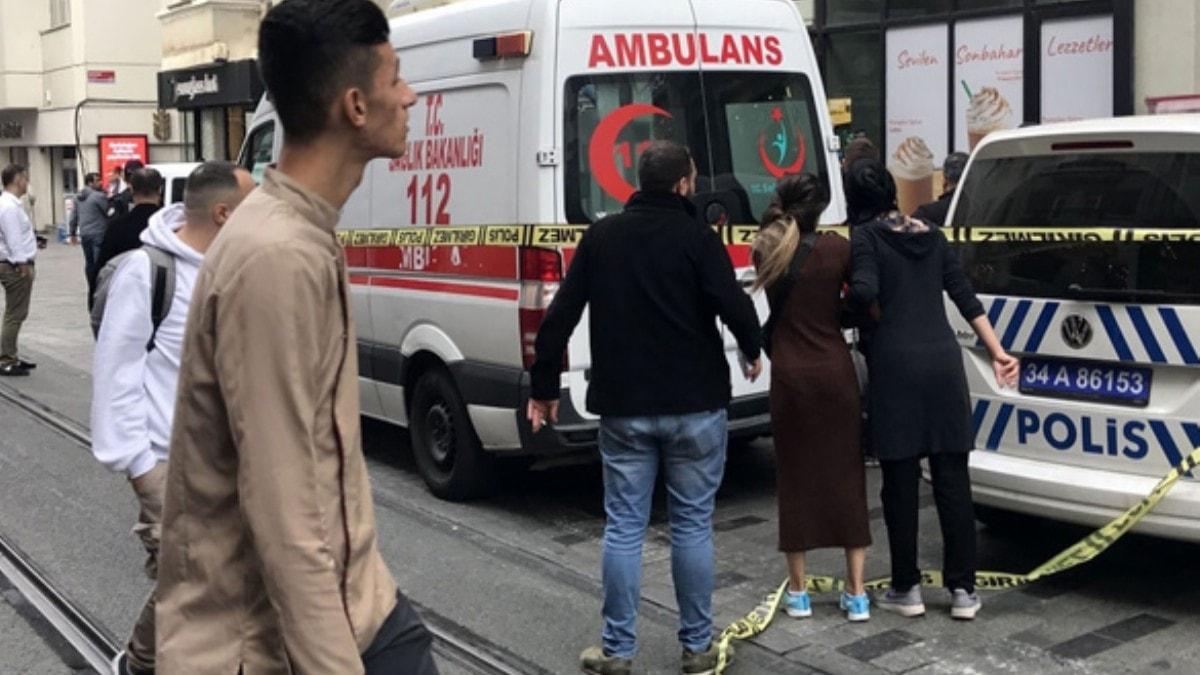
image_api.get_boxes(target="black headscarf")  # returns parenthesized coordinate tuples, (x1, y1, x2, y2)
(844, 158, 897, 227)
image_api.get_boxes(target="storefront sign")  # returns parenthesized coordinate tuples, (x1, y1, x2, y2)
(1041, 15, 1114, 124)
(87, 70, 116, 84)
(886, 24, 948, 214)
(954, 16, 1024, 152)
(98, 135, 148, 180)
(156, 59, 264, 110)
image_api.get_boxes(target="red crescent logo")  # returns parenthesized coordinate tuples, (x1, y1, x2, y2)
(588, 103, 673, 204)
(757, 130, 808, 179)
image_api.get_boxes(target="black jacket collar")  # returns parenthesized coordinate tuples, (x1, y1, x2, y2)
(624, 191, 698, 218)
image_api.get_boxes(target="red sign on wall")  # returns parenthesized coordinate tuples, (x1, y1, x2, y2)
(87, 70, 116, 84)
(97, 135, 148, 182)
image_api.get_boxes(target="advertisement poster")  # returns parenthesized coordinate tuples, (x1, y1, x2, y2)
(954, 16, 1023, 152)
(886, 24, 948, 215)
(1041, 15, 1114, 124)
(98, 134, 148, 181)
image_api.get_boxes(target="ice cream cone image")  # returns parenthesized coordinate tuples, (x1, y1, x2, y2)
(888, 136, 935, 216)
(966, 85, 1014, 150)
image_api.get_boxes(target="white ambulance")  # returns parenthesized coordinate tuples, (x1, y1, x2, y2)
(239, 0, 846, 499)
(946, 115, 1200, 541)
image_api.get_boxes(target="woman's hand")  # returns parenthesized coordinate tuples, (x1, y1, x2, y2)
(992, 351, 1020, 389)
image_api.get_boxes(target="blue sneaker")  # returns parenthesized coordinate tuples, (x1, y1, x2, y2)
(839, 592, 870, 622)
(784, 589, 812, 618)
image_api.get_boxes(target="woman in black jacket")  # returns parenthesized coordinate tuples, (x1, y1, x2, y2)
(846, 159, 1019, 621)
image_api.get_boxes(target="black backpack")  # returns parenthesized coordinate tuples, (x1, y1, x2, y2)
(90, 245, 175, 352)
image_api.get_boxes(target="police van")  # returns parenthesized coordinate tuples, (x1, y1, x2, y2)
(946, 115, 1200, 542)
(239, 0, 846, 499)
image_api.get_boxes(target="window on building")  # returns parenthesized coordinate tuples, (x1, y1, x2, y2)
(888, 0, 951, 18)
(48, 0, 70, 28)
(954, 0, 1022, 10)
(826, 0, 883, 26)
(823, 30, 883, 149)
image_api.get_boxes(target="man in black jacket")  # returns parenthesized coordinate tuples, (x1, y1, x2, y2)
(528, 141, 761, 675)
(92, 168, 162, 298)
(912, 152, 968, 228)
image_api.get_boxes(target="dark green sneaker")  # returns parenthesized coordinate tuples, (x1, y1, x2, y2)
(681, 642, 731, 675)
(580, 646, 632, 675)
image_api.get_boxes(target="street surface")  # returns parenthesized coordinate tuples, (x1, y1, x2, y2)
(1, 241, 1198, 674)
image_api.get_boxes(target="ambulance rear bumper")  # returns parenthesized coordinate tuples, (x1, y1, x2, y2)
(969, 450, 1200, 543)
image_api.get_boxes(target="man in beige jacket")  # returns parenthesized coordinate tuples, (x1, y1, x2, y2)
(154, 1, 427, 672)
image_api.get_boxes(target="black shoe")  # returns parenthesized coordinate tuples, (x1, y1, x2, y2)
(16, 359, 34, 369)
(0, 361, 30, 376)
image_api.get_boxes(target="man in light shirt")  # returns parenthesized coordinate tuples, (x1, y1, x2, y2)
(0, 163, 37, 376)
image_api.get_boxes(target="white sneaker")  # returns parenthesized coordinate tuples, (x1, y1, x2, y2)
(950, 588, 981, 620)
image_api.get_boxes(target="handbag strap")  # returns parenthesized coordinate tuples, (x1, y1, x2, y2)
(766, 231, 819, 315)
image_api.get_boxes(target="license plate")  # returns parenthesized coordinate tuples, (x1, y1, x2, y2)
(1019, 357, 1151, 407)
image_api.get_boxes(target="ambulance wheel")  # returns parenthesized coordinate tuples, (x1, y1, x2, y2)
(410, 368, 494, 501)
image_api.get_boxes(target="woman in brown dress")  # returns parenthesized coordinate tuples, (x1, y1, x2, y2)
(753, 174, 872, 621)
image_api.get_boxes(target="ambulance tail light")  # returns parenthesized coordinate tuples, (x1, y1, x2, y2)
(473, 31, 532, 60)
(519, 247, 563, 370)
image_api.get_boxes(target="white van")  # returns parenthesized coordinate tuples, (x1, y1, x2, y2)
(239, 0, 845, 499)
(148, 162, 200, 204)
(945, 115, 1200, 542)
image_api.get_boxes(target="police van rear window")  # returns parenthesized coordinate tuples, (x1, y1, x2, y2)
(563, 71, 826, 226)
(952, 151, 1200, 305)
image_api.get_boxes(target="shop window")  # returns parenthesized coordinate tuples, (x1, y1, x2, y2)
(824, 31, 884, 150)
(889, 0, 951, 18)
(240, 122, 276, 185)
(826, 0, 883, 26)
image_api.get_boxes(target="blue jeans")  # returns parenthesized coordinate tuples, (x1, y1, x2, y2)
(599, 409, 728, 659)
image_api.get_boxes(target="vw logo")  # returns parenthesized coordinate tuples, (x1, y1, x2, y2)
(1062, 315, 1093, 349)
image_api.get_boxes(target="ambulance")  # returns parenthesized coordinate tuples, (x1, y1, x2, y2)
(239, 0, 846, 499)
(946, 115, 1200, 541)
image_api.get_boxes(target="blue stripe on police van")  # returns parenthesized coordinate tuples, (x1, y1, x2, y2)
(979, 298, 1007, 347)
(971, 399, 991, 446)
(1023, 301, 1060, 353)
(1000, 300, 1032, 351)
(1096, 305, 1135, 361)
(1148, 421, 1189, 475)
(1127, 306, 1167, 363)
(1159, 307, 1200, 365)
(985, 403, 1014, 451)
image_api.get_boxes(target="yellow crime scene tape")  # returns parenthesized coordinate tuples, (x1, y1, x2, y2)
(337, 224, 1200, 247)
(713, 445, 1200, 674)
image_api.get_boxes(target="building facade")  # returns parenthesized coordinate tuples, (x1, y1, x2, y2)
(154, 0, 391, 162)
(0, 0, 187, 231)
(796, 0, 1200, 171)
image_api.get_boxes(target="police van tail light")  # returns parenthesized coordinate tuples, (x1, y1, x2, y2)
(519, 247, 563, 369)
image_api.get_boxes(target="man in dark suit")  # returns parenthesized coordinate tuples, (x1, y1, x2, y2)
(912, 152, 968, 228)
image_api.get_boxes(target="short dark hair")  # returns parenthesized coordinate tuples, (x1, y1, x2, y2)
(842, 137, 879, 167)
(258, 0, 390, 142)
(943, 152, 969, 185)
(130, 168, 164, 197)
(123, 159, 145, 180)
(637, 141, 693, 194)
(845, 158, 897, 226)
(1, 164, 25, 187)
(84, 172, 101, 186)
(184, 161, 240, 218)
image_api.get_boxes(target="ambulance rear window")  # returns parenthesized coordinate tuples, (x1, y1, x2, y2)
(563, 71, 827, 225)
(953, 151, 1200, 304)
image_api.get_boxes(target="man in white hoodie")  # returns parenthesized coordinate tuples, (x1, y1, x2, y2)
(90, 161, 255, 675)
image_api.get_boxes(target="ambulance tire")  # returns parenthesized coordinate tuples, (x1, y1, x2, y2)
(410, 368, 495, 501)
